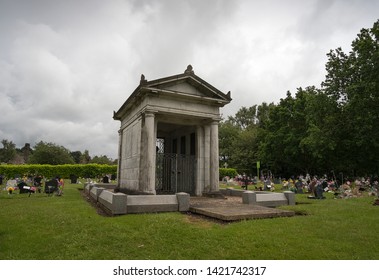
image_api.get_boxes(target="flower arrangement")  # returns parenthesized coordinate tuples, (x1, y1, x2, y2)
(7, 186, 15, 195)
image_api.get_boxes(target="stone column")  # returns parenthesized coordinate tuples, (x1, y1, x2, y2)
(144, 111, 156, 194)
(209, 120, 219, 192)
(116, 129, 122, 188)
(204, 125, 210, 192)
(195, 126, 204, 196)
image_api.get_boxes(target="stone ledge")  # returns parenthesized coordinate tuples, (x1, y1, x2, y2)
(127, 194, 179, 213)
(98, 191, 127, 215)
(90, 186, 105, 201)
(90, 191, 190, 215)
(220, 188, 245, 197)
(242, 191, 295, 207)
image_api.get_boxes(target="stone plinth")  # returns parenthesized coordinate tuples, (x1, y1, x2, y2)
(98, 191, 128, 215)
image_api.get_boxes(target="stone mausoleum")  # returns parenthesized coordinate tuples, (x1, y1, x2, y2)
(113, 65, 231, 196)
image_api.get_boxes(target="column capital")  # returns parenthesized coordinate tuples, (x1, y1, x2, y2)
(143, 111, 156, 118)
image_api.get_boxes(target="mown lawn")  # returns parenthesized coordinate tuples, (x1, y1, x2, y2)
(1, 181, 378, 260)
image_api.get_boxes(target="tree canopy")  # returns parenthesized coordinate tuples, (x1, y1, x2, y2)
(220, 20, 379, 178)
(28, 141, 75, 165)
(1, 139, 116, 165)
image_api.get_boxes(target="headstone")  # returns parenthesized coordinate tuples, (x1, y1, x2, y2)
(315, 183, 325, 199)
(33, 176, 43, 187)
(70, 174, 78, 184)
(45, 179, 58, 194)
(295, 181, 303, 194)
(18, 181, 29, 194)
(6, 179, 17, 188)
(103, 175, 109, 183)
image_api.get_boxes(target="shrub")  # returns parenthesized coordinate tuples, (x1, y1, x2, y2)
(219, 168, 238, 180)
(0, 164, 117, 180)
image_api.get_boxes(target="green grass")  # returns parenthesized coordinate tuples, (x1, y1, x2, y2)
(1, 182, 378, 260)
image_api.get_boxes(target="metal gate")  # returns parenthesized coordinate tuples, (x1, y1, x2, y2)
(156, 153, 195, 194)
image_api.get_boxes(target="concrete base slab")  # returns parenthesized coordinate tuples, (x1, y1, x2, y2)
(190, 197, 295, 221)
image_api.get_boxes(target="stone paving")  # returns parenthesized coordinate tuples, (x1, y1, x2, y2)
(189, 196, 295, 221)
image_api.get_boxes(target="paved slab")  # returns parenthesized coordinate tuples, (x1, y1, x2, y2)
(190, 196, 295, 221)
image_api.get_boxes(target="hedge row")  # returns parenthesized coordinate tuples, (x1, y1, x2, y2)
(0, 164, 117, 179)
(219, 168, 238, 180)
(1, 164, 237, 182)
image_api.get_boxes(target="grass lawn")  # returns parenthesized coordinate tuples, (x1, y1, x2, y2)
(1, 181, 378, 260)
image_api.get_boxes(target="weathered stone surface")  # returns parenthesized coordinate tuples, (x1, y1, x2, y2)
(114, 66, 231, 196)
(189, 197, 295, 221)
(126, 195, 178, 213)
(220, 188, 244, 197)
(240, 191, 292, 207)
(98, 190, 127, 215)
(284, 191, 296, 205)
(92, 183, 117, 190)
(176, 192, 190, 212)
(89, 186, 105, 201)
(242, 191, 257, 204)
(84, 183, 92, 194)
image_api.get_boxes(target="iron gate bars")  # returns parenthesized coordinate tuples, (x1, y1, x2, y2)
(156, 153, 195, 194)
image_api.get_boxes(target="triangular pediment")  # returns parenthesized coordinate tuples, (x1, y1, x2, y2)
(149, 79, 212, 99)
(145, 73, 230, 101)
(114, 65, 232, 120)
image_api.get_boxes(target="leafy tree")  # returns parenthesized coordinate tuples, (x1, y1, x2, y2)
(28, 141, 75, 165)
(256, 102, 275, 129)
(219, 121, 239, 166)
(227, 106, 257, 130)
(90, 155, 114, 165)
(71, 151, 82, 164)
(299, 87, 339, 173)
(220, 104, 273, 175)
(258, 90, 311, 177)
(0, 139, 17, 163)
(80, 150, 91, 164)
(322, 19, 379, 175)
(229, 127, 259, 175)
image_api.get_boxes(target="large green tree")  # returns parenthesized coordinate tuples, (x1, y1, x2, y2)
(28, 141, 75, 165)
(0, 139, 17, 163)
(258, 90, 310, 177)
(220, 105, 269, 175)
(322, 19, 379, 175)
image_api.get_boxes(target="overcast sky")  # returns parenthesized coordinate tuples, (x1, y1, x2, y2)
(0, 0, 377, 159)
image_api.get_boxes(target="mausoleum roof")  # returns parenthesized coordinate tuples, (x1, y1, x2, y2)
(113, 65, 232, 120)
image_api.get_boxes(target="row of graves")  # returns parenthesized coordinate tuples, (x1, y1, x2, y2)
(222, 174, 379, 202)
(1, 175, 63, 196)
(1, 174, 116, 196)
(284, 176, 379, 201)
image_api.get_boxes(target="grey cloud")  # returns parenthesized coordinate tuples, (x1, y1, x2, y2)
(0, 0, 377, 158)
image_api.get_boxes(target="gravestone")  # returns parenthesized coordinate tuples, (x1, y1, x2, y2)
(6, 179, 17, 188)
(33, 176, 43, 187)
(315, 183, 325, 199)
(18, 181, 31, 194)
(295, 181, 303, 194)
(45, 179, 58, 195)
(103, 176, 109, 183)
(70, 174, 78, 184)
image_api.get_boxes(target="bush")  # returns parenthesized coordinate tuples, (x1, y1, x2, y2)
(219, 168, 238, 180)
(0, 164, 117, 180)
